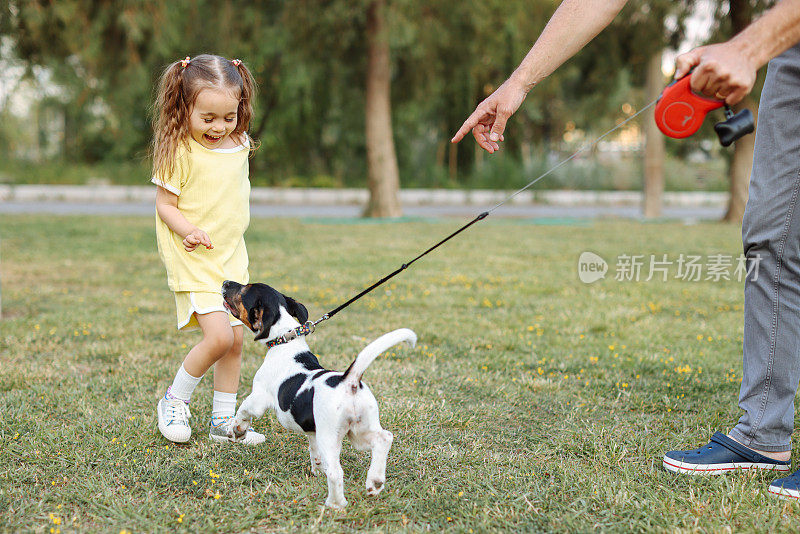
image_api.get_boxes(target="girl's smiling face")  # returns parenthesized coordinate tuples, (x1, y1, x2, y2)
(189, 88, 240, 149)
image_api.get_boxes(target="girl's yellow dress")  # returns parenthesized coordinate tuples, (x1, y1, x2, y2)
(152, 137, 250, 330)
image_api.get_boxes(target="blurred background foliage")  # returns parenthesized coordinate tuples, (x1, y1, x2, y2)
(0, 0, 769, 190)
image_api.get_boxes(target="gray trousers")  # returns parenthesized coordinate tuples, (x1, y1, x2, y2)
(730, 43, 800, 452)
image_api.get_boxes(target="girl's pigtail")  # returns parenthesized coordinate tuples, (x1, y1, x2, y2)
(152, 60, 191, 179)
(232, 59, 259, 152)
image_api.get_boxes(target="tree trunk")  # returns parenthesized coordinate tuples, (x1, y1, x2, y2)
(448, 142, 457, 181)
(643, 52, 665, 218)
(723, 0, 755, 223)
(364, 0, 402, 218)
(723, 98, 757, 222)
(474, 140, 484, 171)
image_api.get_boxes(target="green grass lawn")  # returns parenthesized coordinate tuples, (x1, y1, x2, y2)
(2, 214, 800, 533)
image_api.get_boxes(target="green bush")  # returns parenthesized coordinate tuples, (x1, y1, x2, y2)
(0, 153, 729, 192)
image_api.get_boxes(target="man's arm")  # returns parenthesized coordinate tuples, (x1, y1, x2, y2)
(510, 0, 629, 92)
(451, 0, 628, 152)
(676, 0, 800, 105)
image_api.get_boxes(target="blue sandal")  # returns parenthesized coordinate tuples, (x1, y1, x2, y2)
(769, 470, 800, 500)
(663, 432, 791, 475)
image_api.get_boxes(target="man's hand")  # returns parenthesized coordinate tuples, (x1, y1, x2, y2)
(674, 41, 758, 106)
(450, 77, 528, 153)
(183, 228, 213, 252)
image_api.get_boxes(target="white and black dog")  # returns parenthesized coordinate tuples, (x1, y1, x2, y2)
(221, 280, 416, 508)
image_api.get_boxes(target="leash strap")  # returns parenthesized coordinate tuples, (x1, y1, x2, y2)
(320, 210, 489, 322)
(313, 99, 659, 326)
(265, 321, 316, 348)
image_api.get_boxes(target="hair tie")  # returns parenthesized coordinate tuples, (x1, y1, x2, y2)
(180, 56, 191, 69)
(231, 59, 242, 67)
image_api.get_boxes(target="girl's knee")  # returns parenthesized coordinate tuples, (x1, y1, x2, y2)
(230, 337, 243, 358)
(231, 326, 244, 355)
(204, 328, 235, 356)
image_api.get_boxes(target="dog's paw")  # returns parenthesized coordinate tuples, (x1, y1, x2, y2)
(310, 461, 322, 476)
(325, 496, 348, 509)
(227, 418, 248, 440)
(366, 478, 385, 496)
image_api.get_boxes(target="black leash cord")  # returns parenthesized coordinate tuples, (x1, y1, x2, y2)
(319, 210, 488, 322)
(312, 100, 659, 326)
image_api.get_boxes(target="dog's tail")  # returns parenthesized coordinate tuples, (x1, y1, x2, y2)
(342, 329, 417, 390)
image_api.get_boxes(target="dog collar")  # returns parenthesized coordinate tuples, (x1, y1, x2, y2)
(265, 321, 315, 349)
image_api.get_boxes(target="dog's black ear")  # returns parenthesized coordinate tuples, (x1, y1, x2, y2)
(284, 296, 309, 324)
(253, 327, 270, 341)
(251, 305, 271, 341)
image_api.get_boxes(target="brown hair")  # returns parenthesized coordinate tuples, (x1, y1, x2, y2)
(151, 54, 257, 179)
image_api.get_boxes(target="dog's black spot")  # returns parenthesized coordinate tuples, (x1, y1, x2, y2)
(291, 386, 316, 432)
(341, 361, 355, 378)
(278, 374, 307, 412)
(312, 370, 332, 380)
(295, 351, 323, 371)
(277, 373, 316, 432)
(327, 361, 363, 388)
(325, 373, 345, 388)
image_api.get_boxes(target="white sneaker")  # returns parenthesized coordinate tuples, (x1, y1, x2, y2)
(209, 416, 266, 446)
(157, 394, 192, 443)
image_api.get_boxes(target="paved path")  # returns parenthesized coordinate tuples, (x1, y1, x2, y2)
(0, 185, 728, 220)
(0, 200, 725, 220)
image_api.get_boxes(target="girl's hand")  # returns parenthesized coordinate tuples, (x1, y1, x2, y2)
(183, 229, 213, 252)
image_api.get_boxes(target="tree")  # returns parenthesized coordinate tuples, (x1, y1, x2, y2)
(597, 1, 695, 218)
(364, 0, 402, 217)
(644, 52, 666, 218)
(3, 0, 702, 211)
(7, 1, 290, 160)
(723, 0, 757, 223)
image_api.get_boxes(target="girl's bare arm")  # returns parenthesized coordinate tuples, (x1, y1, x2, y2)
(155, 186, 213, 252)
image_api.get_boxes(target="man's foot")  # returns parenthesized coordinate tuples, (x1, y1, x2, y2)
(209, 416, 265, 446)
(157, 392, 192, 443)
(729, 435, 790, 462)
(663, 431, 791, 475)
(769, 469, 800, 500)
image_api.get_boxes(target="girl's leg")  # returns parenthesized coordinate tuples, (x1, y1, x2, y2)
(158, 312, 235, 444)
(207, 324, 266, 445)
(213, 324, 244, 394)
(211, 325, 243, 423)
(181, 311, 235, 378)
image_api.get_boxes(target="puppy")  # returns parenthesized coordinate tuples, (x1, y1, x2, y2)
(221, 281, 416, 508)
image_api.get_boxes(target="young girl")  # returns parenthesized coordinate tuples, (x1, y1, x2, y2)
(151, 54, 263, 445)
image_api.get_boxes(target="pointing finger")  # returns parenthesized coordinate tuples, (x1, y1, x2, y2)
(452, 107, 486, 144)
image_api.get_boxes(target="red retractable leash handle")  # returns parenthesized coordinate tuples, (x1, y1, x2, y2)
(654, 72, 755, 146)
(655, 74, 723, 138)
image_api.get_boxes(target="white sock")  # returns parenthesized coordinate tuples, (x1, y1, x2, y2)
(211, 391, 237, 423)
(167, 364, 202, 403)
